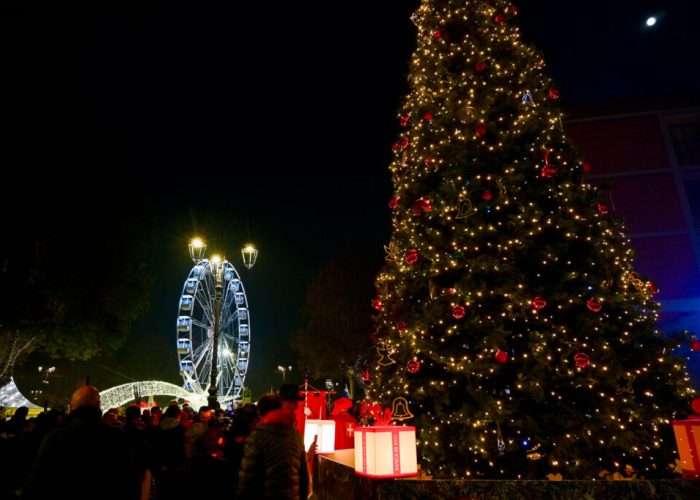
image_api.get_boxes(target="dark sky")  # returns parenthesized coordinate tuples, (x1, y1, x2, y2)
(5, 1, 700, 398)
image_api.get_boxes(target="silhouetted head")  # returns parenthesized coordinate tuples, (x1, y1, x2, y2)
(257, 393, 282, 417)
(69, 386, 101, 412)
(125, 405, 141, 423)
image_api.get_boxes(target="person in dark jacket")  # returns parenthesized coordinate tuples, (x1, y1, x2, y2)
(237, 393, 309, 500)
(21, 385, 139, 500)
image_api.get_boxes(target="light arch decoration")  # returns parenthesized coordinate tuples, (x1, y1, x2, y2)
(99, 381, 207, 412)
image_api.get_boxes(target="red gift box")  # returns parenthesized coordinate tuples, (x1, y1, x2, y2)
(672, 417, 700, 478)
(353, 426, 418, 478)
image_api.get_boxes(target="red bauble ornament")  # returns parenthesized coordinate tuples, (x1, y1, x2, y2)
(371, 297, 383, 311)
(691, 397, 700, 415)
(399, 137, 410, 149)
(389, 196, 400, 209)
(448, 288, 456, 295)
(582, 162, 591, 173)
(361, 370, 371, 382)
(451, 305, 466, 319)
(494, 14, 505, 24)
(494, 350, 508, 364)
(433, 30, 442, 40)
(397, 320, 407, 333)
(399, 114, 411, 127)
(541, 166, 557, 178)
(586, 299, 602, 312)
(482, 190, 493, 201)
(424, 156, 433, 166)
(646, 282, 658, 294)
(404, 249, 419, 265)
(548, 88, 560, 100)
(507, 4, 519, 15)
(391, 142, 399, 152)
(412, 198, 433, 216)
(531, 296, 547, 310)
(574, 352, 590, 368)
(690, 339, 700, 352)
(423, 112, 433, 121)
(474, 60, 487, 72)
(407, 359, 421, 374)
(596, 203, 608, 215)
(475, 123, 487, 137)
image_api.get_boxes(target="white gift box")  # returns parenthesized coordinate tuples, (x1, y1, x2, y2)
(353, 426, 418, 478)
(304, 419, 336, 454)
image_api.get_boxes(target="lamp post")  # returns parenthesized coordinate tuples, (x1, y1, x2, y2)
(277, 365, 292, 383)
(208, 255, 223, 409)
(188, 237, 257, 409)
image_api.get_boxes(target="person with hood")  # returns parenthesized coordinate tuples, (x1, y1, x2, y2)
(236, 392, 309, 500)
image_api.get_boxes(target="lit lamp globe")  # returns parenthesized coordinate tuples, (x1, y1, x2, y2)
(241, 243, 258, 269)
(189, 238, 207, 263)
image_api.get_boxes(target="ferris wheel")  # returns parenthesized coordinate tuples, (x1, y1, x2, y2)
(176, 238, 257, 404)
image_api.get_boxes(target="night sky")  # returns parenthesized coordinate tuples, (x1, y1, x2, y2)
(5, 1, 700, 399)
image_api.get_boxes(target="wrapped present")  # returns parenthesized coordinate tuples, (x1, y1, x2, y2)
(354, 424, 418, 478)
(672, 417, 700, 478)
(304, 419, 336, 454)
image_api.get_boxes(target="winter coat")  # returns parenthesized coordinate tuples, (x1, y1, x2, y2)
(237, 409, 309, 500)
(22, 406, 139, 500)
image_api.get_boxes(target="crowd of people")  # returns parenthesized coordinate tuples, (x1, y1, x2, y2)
(0, 382, 360, 500)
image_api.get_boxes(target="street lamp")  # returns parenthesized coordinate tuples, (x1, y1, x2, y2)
(241, 243, 258, 269)
(277, 365, 293, 383)
(188, 237, 257, 409)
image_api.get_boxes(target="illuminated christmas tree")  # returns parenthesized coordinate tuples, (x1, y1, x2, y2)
(368, 0, 695, 479)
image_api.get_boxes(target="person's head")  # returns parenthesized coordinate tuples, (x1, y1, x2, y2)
(125, 405, 141, 424)
(331, 396, 353, 416)
(103, 408, 119, 425)
(278, 383, 303, 410)
(70, 386, 101, 413)
(12, 406, 29, 420)
(256, 393, 282, 417)
(198, 405, 212, 423)
(164, 404, 181, 419)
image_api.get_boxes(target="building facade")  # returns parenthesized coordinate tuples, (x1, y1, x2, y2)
(565, 100, 700, 385)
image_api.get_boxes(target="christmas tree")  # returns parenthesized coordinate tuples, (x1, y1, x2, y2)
(368, 0, 695, 479)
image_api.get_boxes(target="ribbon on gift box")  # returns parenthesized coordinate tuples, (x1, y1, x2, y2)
(375, 408, 393, 426)
(360, 402, 394, 426)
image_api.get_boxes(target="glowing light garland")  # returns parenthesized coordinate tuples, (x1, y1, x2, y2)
(99, 381, 207, 413)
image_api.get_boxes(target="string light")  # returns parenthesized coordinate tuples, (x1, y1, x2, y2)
(367, 0, 694, 480)
(99, 381, 208, 413)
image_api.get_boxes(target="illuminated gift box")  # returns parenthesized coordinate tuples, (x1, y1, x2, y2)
(353, 426, 418, 478)
(304, 419, 336, 454)
(672, 417, 700, 478)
